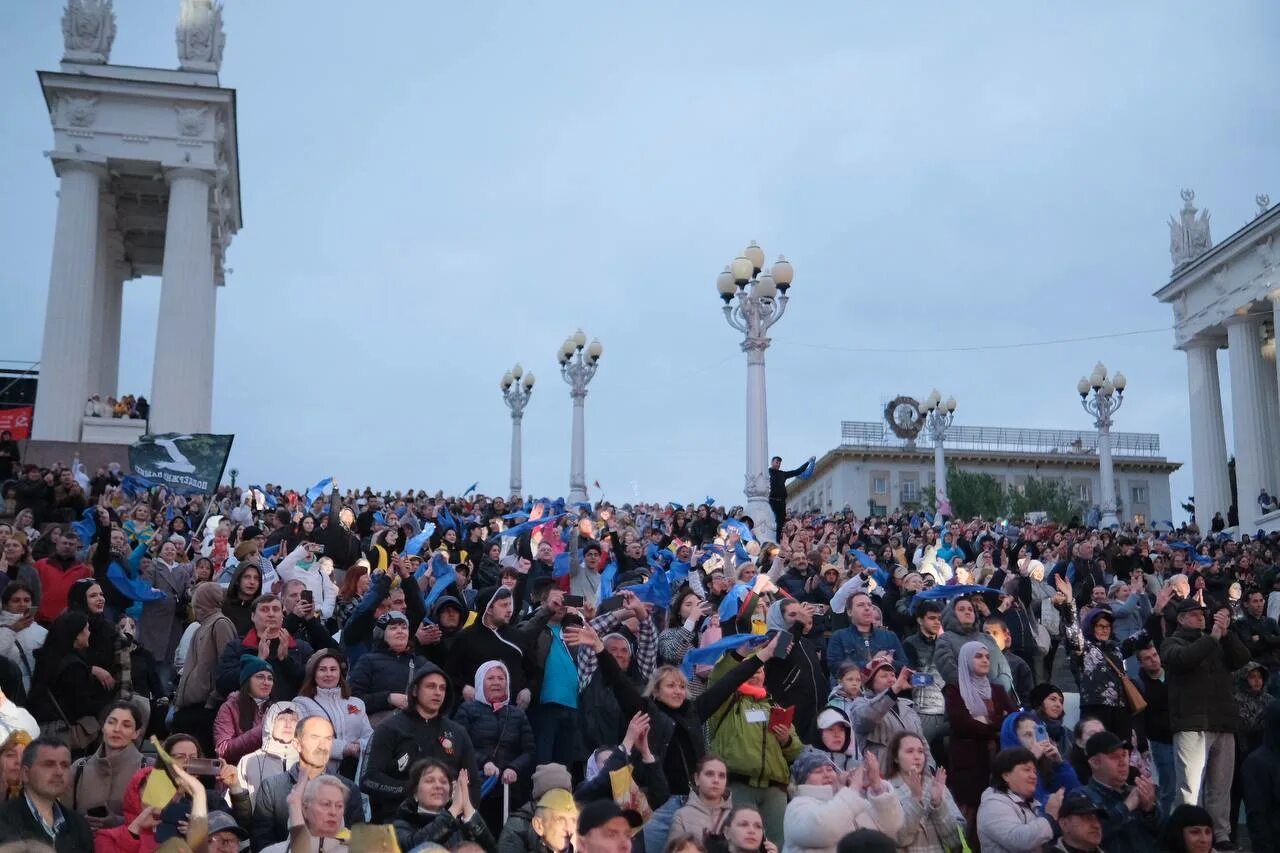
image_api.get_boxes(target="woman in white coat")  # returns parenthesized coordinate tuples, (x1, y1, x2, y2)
(292, 649, 372, 776)
(781, 750, 903, 853)
(975, 746, 1064, 853)
(276, 543, 339, 621)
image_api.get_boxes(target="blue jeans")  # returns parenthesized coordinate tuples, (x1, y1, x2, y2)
(1150, 738, 1176, 819)
(532, 702, 578, 766)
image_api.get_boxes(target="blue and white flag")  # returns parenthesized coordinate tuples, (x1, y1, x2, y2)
(681, 632, 771, 675)
(305, 477, 333, 508)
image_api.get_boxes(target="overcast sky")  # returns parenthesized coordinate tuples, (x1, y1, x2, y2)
(3, 2, 1279, 511)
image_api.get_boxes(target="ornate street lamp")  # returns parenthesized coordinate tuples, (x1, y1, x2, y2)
(1078, 362, 1127, 528)
(919, 390, 958, 515)
(559, 331, 602, 503)
(500, 363, 535, 498)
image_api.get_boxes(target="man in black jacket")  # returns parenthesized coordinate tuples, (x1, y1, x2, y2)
(447, 586, 550, 705)
(1136, 643, 1175, 819)
(361, 663, 480, 822)
(216, 594, 314, 701)
(763, 599, 825, 743)
(0, 736, 94, 852)
(1231, 588, 1280, 669)
(768, 456, 810, 537)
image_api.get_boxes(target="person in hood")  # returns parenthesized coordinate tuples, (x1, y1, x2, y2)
(236, 700, 299, 797)
(942, 641, 1015, 826)
(807, 707, 859, 773)
(932, 597, 1008, 693)
(173, 582, 238, 757)
(851, 659, 926, 768)
(418, 594, 467, 671)
(762, 600, 825, 744)
(392, 759, 496, 853)
(293, 650, 373, 777)
(1055, 578, 1149, 739)
(1230, 660, 1272, 845)
(348, 611, 428, 726)
(1242, 700, 1280, 852)
(361, 662, 480, 823)
(448, 586, 550, 708)
(452, 660, 535, 832)
(997, 710, 1081, 809)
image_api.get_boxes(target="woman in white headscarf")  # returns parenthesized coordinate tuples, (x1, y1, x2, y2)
(941, 640, 1016, 829)
(451, 660, 535, 831)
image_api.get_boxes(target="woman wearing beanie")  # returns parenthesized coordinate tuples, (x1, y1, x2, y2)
(293, 649, 373, 777)
(213, 655, 275, 766)
(781, 750, 903, 853)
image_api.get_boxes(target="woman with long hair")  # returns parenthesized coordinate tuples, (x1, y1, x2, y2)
(222, 562, 263, 637)
(27, 611, 111, 750)
(66, 577, 117, 677)
(0, 535, 41, 606)
(293, 650, 372, 776)
(881, 731, 964, 853)
(670, 755, 732, 845)
(332, 564, 369, 629)
(392, 760, 495, 853)
(0, 730, 29, 800)
(212, 655, 275, 766)
(722, 806, 777, 853)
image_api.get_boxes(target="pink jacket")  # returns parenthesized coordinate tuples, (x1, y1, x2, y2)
(213, 691, 269, 765)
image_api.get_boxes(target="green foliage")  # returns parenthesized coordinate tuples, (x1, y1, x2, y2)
(925, 466, 1083, 523)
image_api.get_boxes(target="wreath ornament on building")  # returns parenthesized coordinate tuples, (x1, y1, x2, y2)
(885, 395, 925, 442)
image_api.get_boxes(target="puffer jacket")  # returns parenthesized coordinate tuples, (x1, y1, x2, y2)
(670, 791, 733, 844)
(451, 662, 536, 781)
(1161, 624, 1251, 732)
(235, 700, 299, 796)
(974, 788, 1055, 853)
(348, 644, 428, 718)
(707, 656, 803, 788)
(212, 691, 270, 765)
(781, 783, 904, 853)
(497, 803, 560, 853)
(392, 800, 497, 853)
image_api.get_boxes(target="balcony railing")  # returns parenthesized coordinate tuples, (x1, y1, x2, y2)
(840, 421, 1162, 457)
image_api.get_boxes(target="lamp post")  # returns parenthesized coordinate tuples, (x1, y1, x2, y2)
(559, 330, 602, 504)
(717, 240, 795, 544)
(919, 390, 958, 514)
(500, 363, 535, 499)
(1077, 362, 1127, 528)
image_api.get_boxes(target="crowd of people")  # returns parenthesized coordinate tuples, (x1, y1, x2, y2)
(83, 395, 150, 421)
(0, 455, 1275, 853)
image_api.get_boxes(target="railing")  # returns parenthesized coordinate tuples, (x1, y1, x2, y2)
(840, 420, 1163, 457)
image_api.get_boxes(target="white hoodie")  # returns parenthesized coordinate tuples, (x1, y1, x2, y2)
(0, 612, 46, 694)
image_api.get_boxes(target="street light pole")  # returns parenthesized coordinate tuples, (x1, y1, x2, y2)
(559, 331, 602, 504)
(1077, 362, 1127, 529)
(717, 241, 795, 544)
(919, 390, 958, 514)
(500, 363, 535, 499)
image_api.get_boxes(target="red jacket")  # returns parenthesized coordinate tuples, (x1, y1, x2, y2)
(94, 767, 156, 853)
(33, 555, 92, 624)
(213, 691, 268, 765)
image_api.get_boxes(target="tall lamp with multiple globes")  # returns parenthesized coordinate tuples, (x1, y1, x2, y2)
(559, 330, 602, 504)
(1077, 362, 1126, 528)
(919, 390, 957, 514)
(500, 363, 535, 498)
(716, 240, 795, 543)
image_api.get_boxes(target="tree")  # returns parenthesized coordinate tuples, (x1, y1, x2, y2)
(923, 465, 1006, 520)
(1006, 476, 1083, 524)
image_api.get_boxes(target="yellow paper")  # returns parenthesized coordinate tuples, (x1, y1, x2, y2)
(348, 824, 400, 852)
(141, 736, 178, 809)
(609, 765, 633, 801)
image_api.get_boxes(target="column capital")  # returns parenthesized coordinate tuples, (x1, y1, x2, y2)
(1223, 312, 1259, 329)
(1177, 335, 1224, 352)
(163, 166, 217, 187)
(50, 153, 108, 180)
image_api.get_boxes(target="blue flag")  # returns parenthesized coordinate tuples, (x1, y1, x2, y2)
(480, 774, 500, 799)
(404, 523, 437, 558)
(305, 477, 333, 508)
(621, 566, 672, 608)
(423, 560, 457, 610)
(502, 511, 530, 521)
(120, 474, 154, 499)
(848, 549, 879, 570)
(722, 519, 755, 543)
(669, 502, 683, 511)
(262, 543, 281, 559)
(552, 551, 573, 578)
(498, 514, 567, 541)
(799, 456, 816, 480)
(597, 560, 619, 605)
(704, 497, 716, 507)
(718, 581, 753, 623)
(913, 584, 992, 603)
(70, 508, 97, 544)
(463, 482, 479, 497)
(681, 632, 771, 675)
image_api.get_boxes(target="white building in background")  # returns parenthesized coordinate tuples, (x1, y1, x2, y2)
(1154, 190, 1280, 533)
(788, 419, 1180, 525)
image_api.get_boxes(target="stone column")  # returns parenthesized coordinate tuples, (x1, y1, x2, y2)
(88, 200, 123, 400)
(1226, 316, 1270, 529)
(150, 168, 215, 434)
(568, 388, 587, 504)
(509, 411, 523, 498)
(1256, 339, 1280, 497)
(743, 339, 775, 543)
(33, 159, 105, 441)
(1184, 341, 1231, 530)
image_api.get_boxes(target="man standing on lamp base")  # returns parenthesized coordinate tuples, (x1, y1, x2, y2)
(768, 456, 811, 540)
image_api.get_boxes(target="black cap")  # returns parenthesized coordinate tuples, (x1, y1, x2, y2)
(1058, 790, 1106, 818)
(1176, 598, 1206, 614)
(242, 526, 263, 540)
(577, 800, 642, 835)
(1085, 731, 1131, 758)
